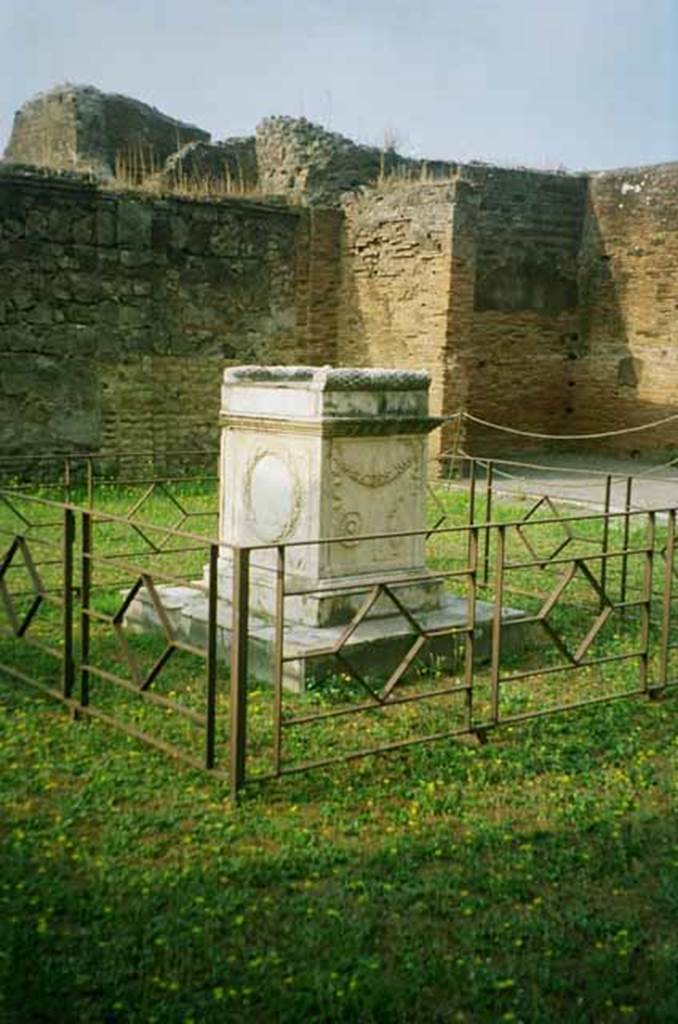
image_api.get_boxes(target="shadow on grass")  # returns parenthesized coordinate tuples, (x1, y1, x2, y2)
(1, 746, 676, 1023)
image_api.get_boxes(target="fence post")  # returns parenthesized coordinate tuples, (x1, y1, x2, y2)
(599, 474, 612, 611)
(205, 543, 219, 769)
(468, 458, 476, 527)
(657, 508, 674, 696)
(80, 511, 91, 708)
(62, 508, 75, 701)
(620, 476, 633, 611)
(465, 525, 478, 732)
(272, 545, 285, 775)
(482, 460, 494, 585)
(639, 512, 655, 695)
(490, 524, 505, 726)
(86, 458, 94, 509)
(230, 546, 250, 803)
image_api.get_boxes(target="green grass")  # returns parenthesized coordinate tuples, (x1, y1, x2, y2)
(0, 481, 676, 1022)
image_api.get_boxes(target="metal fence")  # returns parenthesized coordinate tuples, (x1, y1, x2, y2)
(238, 503, 676, 790)
(0, 453, 676, 802)
(0, 491, 228, 777)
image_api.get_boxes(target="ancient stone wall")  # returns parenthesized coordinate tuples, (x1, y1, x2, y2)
(2, 87, 678, 467)
(0, 168, 310, 464)
(5, 85, 209, 179)
(575, 163, 678, 452)
(336, 183, 457, 426)
(453, 166, 589, 454)
(256, 117, 455, 205)
(161, 138, 258, 192)
(334, 169, 591, 457)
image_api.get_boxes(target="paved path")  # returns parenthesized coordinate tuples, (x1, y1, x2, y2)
(469, 453, 678, 512)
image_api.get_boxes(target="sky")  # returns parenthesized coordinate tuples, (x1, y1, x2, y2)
(1, 0, 676, 171)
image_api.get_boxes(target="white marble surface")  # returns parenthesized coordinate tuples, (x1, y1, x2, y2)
(217, 365, 441, 626)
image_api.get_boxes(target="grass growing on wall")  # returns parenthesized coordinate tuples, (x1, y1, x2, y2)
(0, 483, 676, 1023)
(111, 145, 261, 201)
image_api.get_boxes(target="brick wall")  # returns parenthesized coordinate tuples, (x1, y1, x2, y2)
(336, 183, 457, 420)
(0, 169, 307, 466)
(2, 155, 677, 470)
(575, 163, 678, 453)
(335, 170, 591, 458)
(294, 207, 342, 366)
(456, 166, 588, 454)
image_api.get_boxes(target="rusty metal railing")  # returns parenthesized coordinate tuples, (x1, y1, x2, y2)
(0, 448, 220, 511)
(0, 489, 231, 783)
(0, 478, 676, 804)
(232, 502, 676, 796)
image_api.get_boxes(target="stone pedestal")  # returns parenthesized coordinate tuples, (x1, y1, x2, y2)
(214, 365, 442, 626)
(126, 365, 527, 691)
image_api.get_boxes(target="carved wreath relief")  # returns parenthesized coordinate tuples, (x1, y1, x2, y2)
(329, 438, 422, 567)
(244, 448, 303, 544)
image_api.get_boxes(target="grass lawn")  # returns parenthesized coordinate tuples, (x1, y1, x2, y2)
(0, 480, 676, 1023)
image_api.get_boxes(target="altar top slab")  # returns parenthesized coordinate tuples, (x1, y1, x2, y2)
(221, 365, 436, 422)
(223, 365, 431, 391)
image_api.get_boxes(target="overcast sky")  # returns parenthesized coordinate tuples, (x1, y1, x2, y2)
(1, 0, 675, 171)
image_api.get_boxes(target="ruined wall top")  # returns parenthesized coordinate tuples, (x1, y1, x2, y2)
(4, 84, 210, 179)
(2, 85, 456, 203)
(2, 84, 674, 209)
(255, 116, 455, 204)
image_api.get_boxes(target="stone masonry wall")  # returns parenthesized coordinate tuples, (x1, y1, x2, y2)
(161, 138, 258, 192)
(575, 163, 678, 453)
(256, 117, 455, 206)
(453, 166, 589, 454)
(0, 168, 313, 465)
(336, 183, 457, 427)
(5, 86, 209, 179)
(335, 169, 591, 459)
(2, 115, 677, 469)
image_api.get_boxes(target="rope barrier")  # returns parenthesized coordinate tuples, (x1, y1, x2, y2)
(439, 450, 621, 478)
(629, 455, 678, 479)
(441, 409, 678, 440)
(436, 449, 661, 512)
